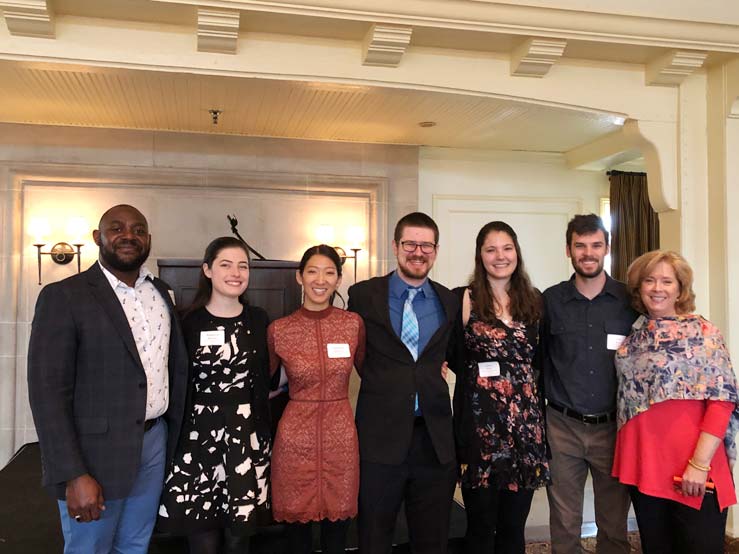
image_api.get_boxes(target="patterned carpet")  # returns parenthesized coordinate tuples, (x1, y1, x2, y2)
(524, 533, 642, 553)
(525, 533, 739, 553)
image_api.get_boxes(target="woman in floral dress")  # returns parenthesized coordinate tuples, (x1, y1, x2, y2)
(612, 250, 739, 553)
(450, 221, 550, 554)
(158, 236, 271, 554)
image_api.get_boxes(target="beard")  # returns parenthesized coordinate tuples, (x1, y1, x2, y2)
(398, 255, 431, 281)
(572, 256, 604, 279)
(99, 240, 150, 272)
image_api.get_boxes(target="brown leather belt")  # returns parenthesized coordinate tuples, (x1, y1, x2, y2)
(548, 402, 616, 425)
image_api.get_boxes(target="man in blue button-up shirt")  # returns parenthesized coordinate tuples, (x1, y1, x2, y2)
(349, 212, 460, 554)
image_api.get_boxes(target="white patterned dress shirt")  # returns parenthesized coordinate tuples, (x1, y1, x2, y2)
(99, 262, 171, 420)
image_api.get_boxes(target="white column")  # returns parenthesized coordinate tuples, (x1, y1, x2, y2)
(676, 73, 710, 312)
(0, 167, 22, 465)
(706, 58, 739, 536)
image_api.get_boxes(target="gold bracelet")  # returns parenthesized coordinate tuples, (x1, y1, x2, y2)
(688, 458, 711, 472)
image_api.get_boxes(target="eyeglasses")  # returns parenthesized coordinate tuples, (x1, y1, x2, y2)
(400, 241, 437, 254)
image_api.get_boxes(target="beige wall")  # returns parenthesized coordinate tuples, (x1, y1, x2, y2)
(0, 122, 419, 466)
(418, 146, 612, 533)
(419, 147, 609, 290)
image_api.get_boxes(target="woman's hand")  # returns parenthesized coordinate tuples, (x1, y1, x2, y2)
(680, 463, 708, 497)
(441, 361, 449, 382)
(679, 431, 722, 497)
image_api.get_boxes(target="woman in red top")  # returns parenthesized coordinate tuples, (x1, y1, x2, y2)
(612, 250, 739, 554)
(267, 245, 365, 554)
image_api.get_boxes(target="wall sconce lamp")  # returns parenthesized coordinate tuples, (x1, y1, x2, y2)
(33, 242, 84, 285)
(30, 217, 88, 285)
(315, 225, 365, 282)
(334, 246, 362, 282)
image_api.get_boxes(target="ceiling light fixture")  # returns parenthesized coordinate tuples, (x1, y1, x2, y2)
(209, 109, 222, 125)
(610, 115, 626, 126)
(418, 121, 437, 128)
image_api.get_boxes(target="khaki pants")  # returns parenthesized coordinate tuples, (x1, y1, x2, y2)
(545, 406, 631, 554)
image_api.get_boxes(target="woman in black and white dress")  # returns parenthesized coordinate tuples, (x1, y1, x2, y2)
(158, 236, 271, 554)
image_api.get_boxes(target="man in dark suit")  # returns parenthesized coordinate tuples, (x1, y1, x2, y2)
(348, 212, 460, 554)
(27, 204, 188, 554)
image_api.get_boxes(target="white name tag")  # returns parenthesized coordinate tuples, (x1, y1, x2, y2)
(327, 343, 351, 358)
(200, 330, 225, 346)
(607, 334, 626, 350)
(478, 361, 501, 378)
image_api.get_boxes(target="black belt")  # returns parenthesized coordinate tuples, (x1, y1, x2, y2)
(548, 402, 616, 425)
(144, 418, 159, 432)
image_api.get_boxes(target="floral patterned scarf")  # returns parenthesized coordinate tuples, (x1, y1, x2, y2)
(615, 314, 739, 463)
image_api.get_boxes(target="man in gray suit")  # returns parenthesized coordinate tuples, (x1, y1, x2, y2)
(28, 204, 188, 554)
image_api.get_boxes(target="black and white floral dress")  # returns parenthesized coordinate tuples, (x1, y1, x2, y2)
(158, 305, 272, 536)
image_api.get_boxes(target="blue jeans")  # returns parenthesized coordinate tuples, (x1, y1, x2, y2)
(57, 418, 167, 554)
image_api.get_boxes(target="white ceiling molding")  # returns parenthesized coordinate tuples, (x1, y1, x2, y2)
(566, 119, 677, 212)
(510, 37, 567, 77)
(0, 0, 54, 38)
(645, 50, 708, 87)
(362, 23, 413, 67)
(153, 0, 739, 53)
(726, 58, 739, 119)
(197, 8, 240, 54)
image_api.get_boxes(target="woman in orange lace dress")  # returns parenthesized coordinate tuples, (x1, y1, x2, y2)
(267, 244, 365, 554)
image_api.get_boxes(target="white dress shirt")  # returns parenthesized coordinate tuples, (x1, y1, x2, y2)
(99, 262, 171, 420)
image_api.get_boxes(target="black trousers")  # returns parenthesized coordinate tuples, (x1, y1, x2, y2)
(187, 528, 251, 554)
(629, 486, 727, 554)
(461, 486, 535, 554)
(287, 518, 351, 554)
(358, 419, 457, 554)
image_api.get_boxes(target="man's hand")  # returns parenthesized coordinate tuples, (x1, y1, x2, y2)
(66, 474, 105, 522)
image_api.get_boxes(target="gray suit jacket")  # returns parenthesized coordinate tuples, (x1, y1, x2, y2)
(27, 262, 188, 500)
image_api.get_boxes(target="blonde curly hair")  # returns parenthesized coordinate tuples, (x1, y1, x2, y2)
(626, 250, 696, 315)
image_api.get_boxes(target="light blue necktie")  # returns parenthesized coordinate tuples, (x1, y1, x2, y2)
(401, 287, 421, 413)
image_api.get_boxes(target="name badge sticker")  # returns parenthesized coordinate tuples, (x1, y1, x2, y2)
(200, 330, 225, 346)
(327, 343, 351, 358)
(478, 361, 501, 378)
(607, 334, 626, 350)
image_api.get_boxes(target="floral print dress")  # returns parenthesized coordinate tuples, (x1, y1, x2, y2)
(459, 304, 550, 491)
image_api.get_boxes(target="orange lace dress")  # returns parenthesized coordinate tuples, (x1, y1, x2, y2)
(267, 306, 366, 522)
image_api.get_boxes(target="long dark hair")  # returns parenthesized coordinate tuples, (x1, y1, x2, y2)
(469, 221, 541, 324)
(183, 236, 250, 317)
(299, 244, 344, 307)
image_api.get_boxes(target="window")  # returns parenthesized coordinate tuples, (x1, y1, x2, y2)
(600, 197, 612, 274)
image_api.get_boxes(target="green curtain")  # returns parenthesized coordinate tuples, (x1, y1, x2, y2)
(609, 171, 660, 282)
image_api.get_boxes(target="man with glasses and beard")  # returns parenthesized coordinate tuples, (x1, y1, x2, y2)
(28, 204, 188, 554)
(539, 214, 637, 554)
(348, 212, 460, 554)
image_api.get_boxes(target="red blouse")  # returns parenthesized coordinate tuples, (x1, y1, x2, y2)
(612, 399, 735, 510)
